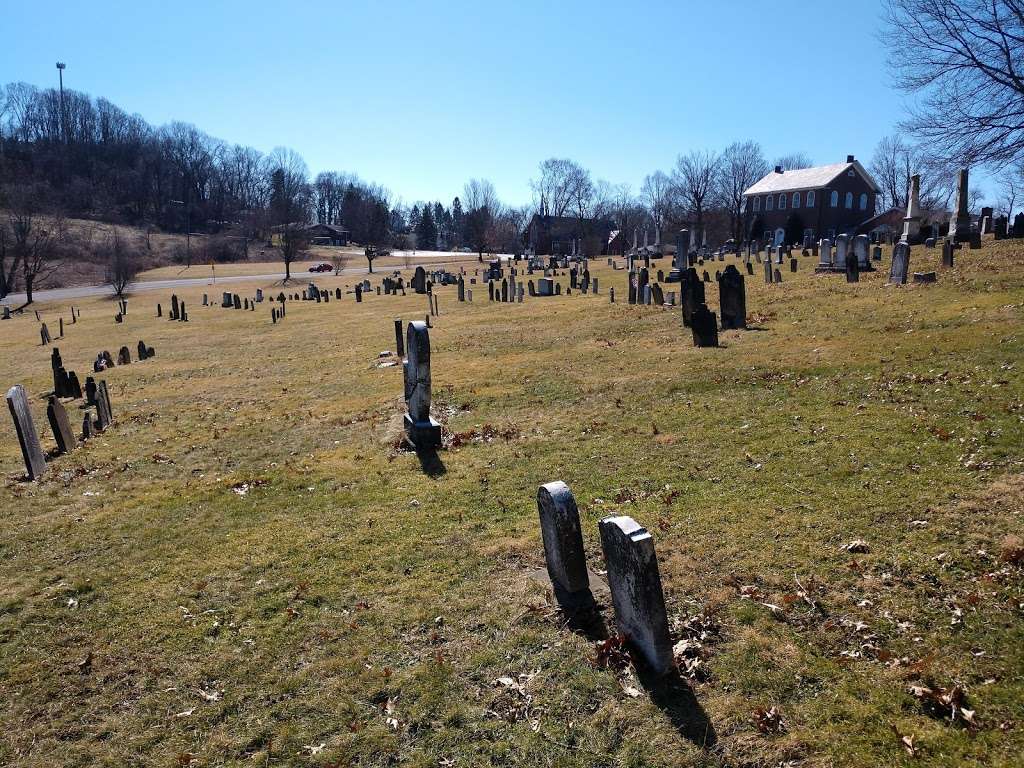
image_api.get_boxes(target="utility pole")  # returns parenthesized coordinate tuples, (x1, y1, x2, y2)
(56, 62, 67, 144)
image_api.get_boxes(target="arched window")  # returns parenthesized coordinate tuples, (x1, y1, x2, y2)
(807, 190, 815, 208)
(845, 192, 853, 209)
(792, 192, 801, 209)
(859, 193, 868, 210)
(830, 190, 838, 207)
(778, 193, 787, 210)
(753, 196, 760, 212)
(766, 195, 773, 211)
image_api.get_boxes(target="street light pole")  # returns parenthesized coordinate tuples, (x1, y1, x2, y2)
(56, 62, 66, 144)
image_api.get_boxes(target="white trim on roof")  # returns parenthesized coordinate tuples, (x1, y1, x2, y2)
(743, 160, 880, 196)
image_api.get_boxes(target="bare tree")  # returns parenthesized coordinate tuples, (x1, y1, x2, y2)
(672, 150, 721, 244)
(463, 178, 499, 259)
(3, 185, 66, 305)
(530, 158, 590, 216)
(995, 162, 1024, 217)
(641, 171, 674, 238)
(331, 250, 351, 275)
(266, 147, 310, 283)
(773, 152, 813, 171)
(883, 0, 1024, 168)
(718, 141, 768, 240)
(870, 134, 957, 213)
(104, 230, 139, 297)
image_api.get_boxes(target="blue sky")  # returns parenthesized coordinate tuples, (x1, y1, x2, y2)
(1, 0, 908, 207)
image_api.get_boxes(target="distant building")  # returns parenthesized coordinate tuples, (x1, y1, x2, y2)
(524, 214, 616, 256)
(743, 156, 881, 245)
(304, 223, 350, 246)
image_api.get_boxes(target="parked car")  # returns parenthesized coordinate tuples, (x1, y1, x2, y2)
(308, 263, 333, 273)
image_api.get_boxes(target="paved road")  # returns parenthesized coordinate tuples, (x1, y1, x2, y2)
(1, 269, 366, 305)
(1, 251, 506, 306)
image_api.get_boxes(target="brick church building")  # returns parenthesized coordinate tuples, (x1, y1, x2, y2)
(743, 156, 881, 245)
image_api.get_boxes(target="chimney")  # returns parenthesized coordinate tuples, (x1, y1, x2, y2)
(847, 154, 855, 163)
(774, 165, 783, 174)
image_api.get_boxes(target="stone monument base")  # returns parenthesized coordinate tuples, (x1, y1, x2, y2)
(404, 414, 442, 448)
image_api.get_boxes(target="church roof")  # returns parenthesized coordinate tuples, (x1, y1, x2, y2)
(744, 160, 881, 196)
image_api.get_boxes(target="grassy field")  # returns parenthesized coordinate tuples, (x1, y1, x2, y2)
(0, 241, 1022, 767)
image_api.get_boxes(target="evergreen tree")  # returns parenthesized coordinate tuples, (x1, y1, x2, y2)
(408, 204, 421, 234)
(416, 204, 438, 250)
(451, 197, 464, 243)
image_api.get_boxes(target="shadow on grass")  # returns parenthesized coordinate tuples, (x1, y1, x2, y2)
(553, 584, 608, 642)
(636, 664, 718, 750)
(415, 447, 446, 478)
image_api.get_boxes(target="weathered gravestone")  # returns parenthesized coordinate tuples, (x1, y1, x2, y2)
(889, 242, 911, 285)
(6, 385, 46, 480)
(66, 372, 82, 399)
(679, 268, 705, 327)
(942, 239, 955, 268)
(95, 381, 113, 431)
(40, 324, 51, 345)
(171, 295, 180, 319)
(394, 319, 405, 357)
(913, 271, 937, 284)
(845, 250, 859, 283)
(651, 283, 664, 306)
(598, 515, 673, 674)
(403, 321, 442, 449)
(85, 376, 97, 406)
(774, 268, 783, 283)
(537, 481, 589, 599)
(691, 304, 719, 348)
(764, 259, 773, 284)
(47, 395, 76, 455)
(117, 346, 131, 366)
(412, 266, 427, 294)
(718, 265, 746, 330)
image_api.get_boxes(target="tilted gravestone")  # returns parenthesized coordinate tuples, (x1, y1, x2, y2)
(95, 381, 113, 431)
(598, 515, 673, 674)
(403, 321, 442, 448)
(47, 395, 76, 455)
(6, 385, 46, 480)
(889, 242, 910, 285)
(66, 371, 82, 399)
(537, 481, 589, 598)
(691, 303, 719, 347)
(40, 324, 52, 345)
(718, 265, 746, 330)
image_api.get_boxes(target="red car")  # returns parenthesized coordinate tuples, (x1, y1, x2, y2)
(308, 263, 333, 273)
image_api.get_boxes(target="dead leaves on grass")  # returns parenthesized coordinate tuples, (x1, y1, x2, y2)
(907, 683, 977, 729)
(752, 705, 786, 735)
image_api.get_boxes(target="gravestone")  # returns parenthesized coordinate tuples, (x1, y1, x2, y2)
(537, 481, 589, 597)
(773, 268, 782, 283)
(913, 271, 937, 283)
(764, 259, 773, 284)
(819, 238, 832, 267)
(95, 381, 113, 431)
(66, 372, 82, 399)
(6, 385, 46, 480)
(117, 346, 131, 366)
(355, 285, 363, 302)
(412, 266, 427, 294)
(394, 319, 405, 357)
(651, 283, 664, 306)
(403, 321, 442, 448)
(457, 276, 465, 302)
(745, 261, 753, 275)
(889, 242, 911, 285)
(853, 234, 871, 269)
(942, 239, 954, 268)
(679, 268, 705, 327)
(203, 294, 208, 306)
(598, 515, 673, 675)
(82, 412, 95, 439)
(835, 235, 850, 270)
(171, 294, 180, 319)
(925, 237, 936, 249)
(40, 324, 51, 345)
(47, 395, 76, 455)
(138, 340, 148, 360)
(85, 377, 97, 406)
(691, 304, 719, 347)
(719, 265, 746, 330)
(845, 250, 859, 282)
(789, 258, 797, 273)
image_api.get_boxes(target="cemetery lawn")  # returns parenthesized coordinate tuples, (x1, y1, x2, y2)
(1, 241, 1023, 768)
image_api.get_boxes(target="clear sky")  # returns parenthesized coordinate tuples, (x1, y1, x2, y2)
(1, 0, 908, 207)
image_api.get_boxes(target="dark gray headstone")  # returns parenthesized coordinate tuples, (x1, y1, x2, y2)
(47, 395, 76, 455)
(679, 268, 705, 328)
(598, 515, 672, 675)
(691, 304, 719, 347)
(719, 265, 746, 330)
(845, 250, 859, 283)
(7, 385, 46, 480)
(537, 481, 589, 596)
(403, 321, 441, 448)
(95, 381, 113, 431)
